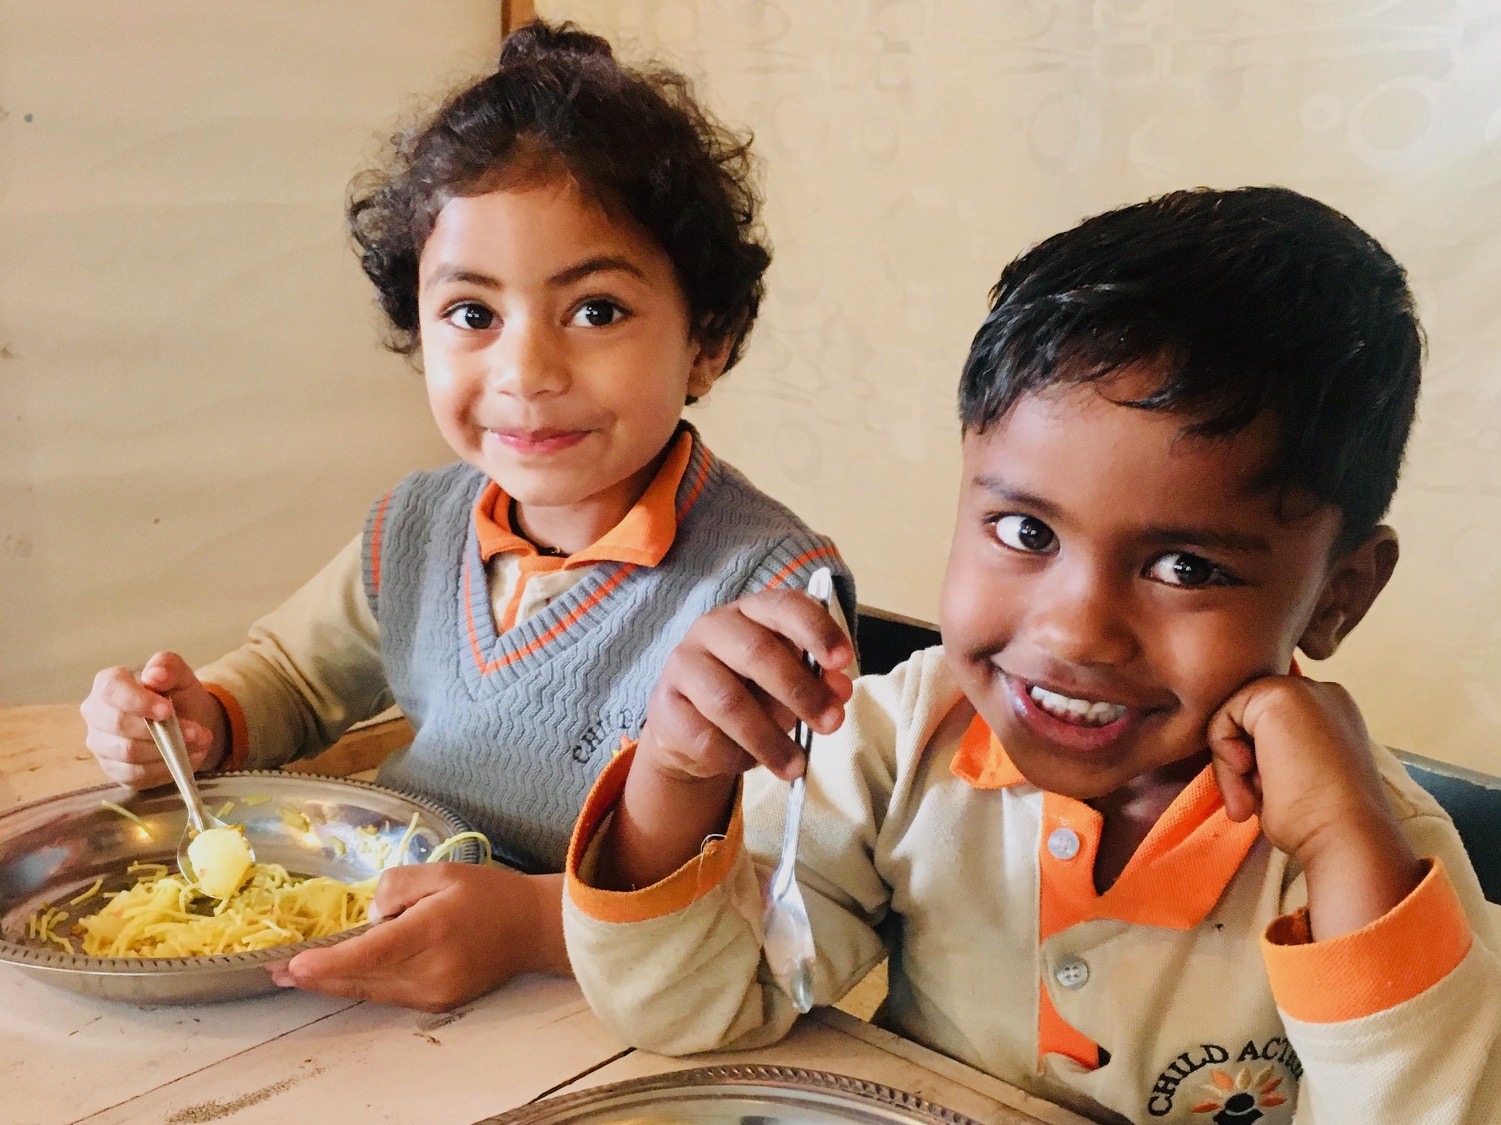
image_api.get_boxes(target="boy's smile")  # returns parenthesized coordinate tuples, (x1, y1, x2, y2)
(417, 178, 728, 554)
(940, 372, 1355, 805)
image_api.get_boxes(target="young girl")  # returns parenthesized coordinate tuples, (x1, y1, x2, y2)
(78, 20, 855, 1012)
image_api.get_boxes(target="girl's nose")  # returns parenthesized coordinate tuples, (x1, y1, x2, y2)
(1026, 566, 1139, 669)
(487, 318, 569, 398)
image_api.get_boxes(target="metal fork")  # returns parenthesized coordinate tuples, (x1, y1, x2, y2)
(762, 566, 834, 1013)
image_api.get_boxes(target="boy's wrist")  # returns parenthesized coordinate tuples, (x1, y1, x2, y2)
(1297, 808, 1423, 940)
(597, 747, 738, 891)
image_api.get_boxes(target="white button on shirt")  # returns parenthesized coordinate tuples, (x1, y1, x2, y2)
(1055, 956, 1090, 989)
(1047, 826, 1081, 861)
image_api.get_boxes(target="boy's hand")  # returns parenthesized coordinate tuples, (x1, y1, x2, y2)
(1208, 675, 1423, 939)
(269, 864, 567, 1011)
(640, 590, 854, 783)
(597, 590, 854, 891)
(80, 652, 229, 788)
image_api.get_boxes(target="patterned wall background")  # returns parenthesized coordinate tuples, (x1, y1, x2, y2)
(1, 3, 486, 707)
(545, 0, 1501, 772)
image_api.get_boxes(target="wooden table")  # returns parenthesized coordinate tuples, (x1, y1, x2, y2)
(1, 705, 1089, 1125)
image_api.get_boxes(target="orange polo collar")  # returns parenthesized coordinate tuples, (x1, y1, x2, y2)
(951, 713, 1261, 932)
(472, 427, 694, 569)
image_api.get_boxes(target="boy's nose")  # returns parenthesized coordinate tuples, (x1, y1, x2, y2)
(487, 320, 569, 398)
(1026, 570, 1139, 669)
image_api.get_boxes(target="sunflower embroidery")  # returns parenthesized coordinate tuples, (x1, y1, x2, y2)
(1191, 1065, 1289, 1123)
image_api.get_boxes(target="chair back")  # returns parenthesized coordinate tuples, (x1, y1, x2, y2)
(856, 607, 942, 676)
(1394, 750, 1501, 905)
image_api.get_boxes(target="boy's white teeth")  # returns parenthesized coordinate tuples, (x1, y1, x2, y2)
(1028, 685, 1128, 727)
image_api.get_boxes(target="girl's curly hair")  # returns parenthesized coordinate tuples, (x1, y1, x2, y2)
(347, 20, 771, 378)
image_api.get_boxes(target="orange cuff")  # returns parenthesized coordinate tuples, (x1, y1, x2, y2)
(1263, 858, 1472, 1023)
(565, 743, 744, 924)
(201, 682, 250, 772)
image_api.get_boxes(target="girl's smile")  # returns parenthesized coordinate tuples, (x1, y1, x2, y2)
(417, 177, 728, 554)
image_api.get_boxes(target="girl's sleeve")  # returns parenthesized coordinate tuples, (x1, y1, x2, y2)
(196, 534, 394, 771)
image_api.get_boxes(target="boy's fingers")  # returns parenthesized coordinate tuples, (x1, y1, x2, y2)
(654, 669, 803, 779)
(1207, 703, 1261, 822)
(702, 604, 847, 733)
(738, 589, 854, 674)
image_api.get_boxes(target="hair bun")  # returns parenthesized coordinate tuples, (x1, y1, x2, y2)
(499, 20, 614, 68)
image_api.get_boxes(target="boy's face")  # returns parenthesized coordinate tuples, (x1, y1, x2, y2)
(940, 371, 1382, 803)
(417, 177, 727, 551)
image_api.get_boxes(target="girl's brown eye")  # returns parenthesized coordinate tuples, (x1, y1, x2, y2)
(572, 299, 624, 328)
(443, 302, 495, 330)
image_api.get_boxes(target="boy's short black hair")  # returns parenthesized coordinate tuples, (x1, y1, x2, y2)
(348, 20, 770, 377)
(959, 186, 1423, 552)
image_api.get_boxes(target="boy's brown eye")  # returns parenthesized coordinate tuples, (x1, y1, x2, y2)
(992, 514, 1058, 554)
(1148, 551, 1231, 587)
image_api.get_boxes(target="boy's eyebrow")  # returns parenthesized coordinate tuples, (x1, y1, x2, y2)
(973, 477, 1272, 554)
(1137, 525, 1272, 554)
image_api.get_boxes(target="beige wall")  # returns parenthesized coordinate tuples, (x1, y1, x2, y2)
(5, 2, 1499, 776)
(543, 0, 1501, 774)
(1, 3, 497, 703)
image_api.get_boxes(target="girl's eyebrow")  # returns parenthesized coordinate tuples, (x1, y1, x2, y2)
(548, 255, 647, 287)
(422, 256, 647, 291)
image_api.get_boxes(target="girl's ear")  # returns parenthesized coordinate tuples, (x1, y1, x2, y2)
(1298, 525, 1400, 660)
(685, 332, 733, 401)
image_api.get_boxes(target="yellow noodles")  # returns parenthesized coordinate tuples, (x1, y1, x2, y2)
(59, 864, 377, 958)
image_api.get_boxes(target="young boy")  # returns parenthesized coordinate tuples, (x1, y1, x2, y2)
(561, 187, 1500, 1122)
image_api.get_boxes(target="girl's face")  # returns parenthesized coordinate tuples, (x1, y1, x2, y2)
(417, 178, 727, 553)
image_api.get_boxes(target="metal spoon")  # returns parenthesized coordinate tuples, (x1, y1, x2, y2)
(146, 709, 255, 899)
(762, 566, 834, 1013)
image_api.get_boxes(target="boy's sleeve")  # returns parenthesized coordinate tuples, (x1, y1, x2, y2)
(197, 534, 394, 771)
(1263, 763, 1501, 1123)
(562, 667, 908, 1056)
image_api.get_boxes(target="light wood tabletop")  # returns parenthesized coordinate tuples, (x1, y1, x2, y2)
(0, 704, 1089, 1125)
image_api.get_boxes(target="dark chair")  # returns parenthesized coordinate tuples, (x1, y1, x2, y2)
(855, 606, 941, 676)
(855, 606, 1501, 904)
(1392, 750, 1501, 905)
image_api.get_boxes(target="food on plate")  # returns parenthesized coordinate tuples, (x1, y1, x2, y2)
(187, 825, 255, 900)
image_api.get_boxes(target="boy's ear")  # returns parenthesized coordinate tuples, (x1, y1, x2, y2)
(1297, 525, 1400, 660)
(685, 332, 733, 400)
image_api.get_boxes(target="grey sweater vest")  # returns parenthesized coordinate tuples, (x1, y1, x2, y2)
(363, 434, 855, 873)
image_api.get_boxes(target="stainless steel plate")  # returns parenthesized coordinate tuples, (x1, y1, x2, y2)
(481, 1065, 985, 1124)
(0, 771, 481, 1004)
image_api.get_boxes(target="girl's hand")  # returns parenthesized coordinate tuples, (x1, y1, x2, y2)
(269, 864, 567, 1011)
(596, 590, 854, 892)
(79, 652, 228, 788)
(1208, 675, 1423, 939)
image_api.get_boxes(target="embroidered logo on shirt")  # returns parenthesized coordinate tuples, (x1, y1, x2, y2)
(1147, 1039, 1300, 1120)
